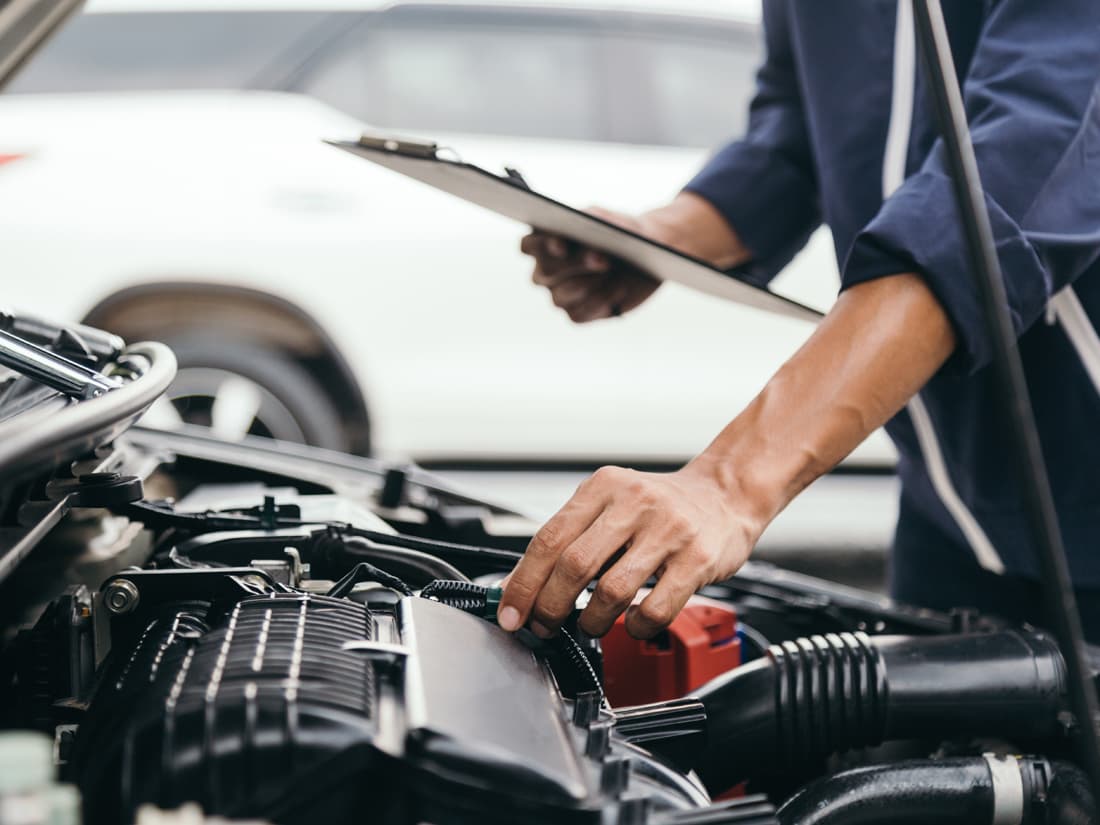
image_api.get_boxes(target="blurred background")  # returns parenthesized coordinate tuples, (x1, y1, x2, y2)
(0, 0, 896, 589)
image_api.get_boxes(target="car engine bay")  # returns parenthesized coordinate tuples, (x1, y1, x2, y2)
(0, 322, 1095, 825)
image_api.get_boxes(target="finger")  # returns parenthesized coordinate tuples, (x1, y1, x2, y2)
(546, 235, 569, 258)
(498, 483, 608, 631)
(520, 232, 569, 259)
(530, 509, 636, 635)
(519, 232, 541, 256)
(550, 273, 606, 309)
(577, 539, 667, 637)
(566, 285, 620, 323)
(583, 250, 610, 272)
(533, 260, 600, 288)
(623, 563, 699, 640)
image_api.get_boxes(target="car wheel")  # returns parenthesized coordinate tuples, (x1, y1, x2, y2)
(141, 335, 350, 450)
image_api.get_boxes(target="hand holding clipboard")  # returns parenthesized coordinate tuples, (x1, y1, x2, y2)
(328, 134, 823, 324)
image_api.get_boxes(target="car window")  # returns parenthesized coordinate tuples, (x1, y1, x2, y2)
(297, 21, 604, 143)
(606, 28, 762, 148)
(642, 34, 761, 148)
(6, 11, 346, 93)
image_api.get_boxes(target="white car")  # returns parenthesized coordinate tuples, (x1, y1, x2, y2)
(0, 0, 893, 467)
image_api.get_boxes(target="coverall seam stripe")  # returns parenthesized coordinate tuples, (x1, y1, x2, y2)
(1053, 286, 1100, 398)
(884, 0, 1006, 574)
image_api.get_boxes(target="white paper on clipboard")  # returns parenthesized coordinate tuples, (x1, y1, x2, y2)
(328, 136, 824, 324)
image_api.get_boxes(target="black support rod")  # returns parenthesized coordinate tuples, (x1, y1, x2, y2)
(910, 0, 1100, 798)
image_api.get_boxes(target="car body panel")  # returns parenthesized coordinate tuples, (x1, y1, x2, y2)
(0, 0, 897, 467)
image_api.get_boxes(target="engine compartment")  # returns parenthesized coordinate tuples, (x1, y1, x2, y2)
(0, 338, 1097, 824)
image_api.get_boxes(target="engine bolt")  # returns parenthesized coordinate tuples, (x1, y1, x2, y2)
(103, 579, 140, 615)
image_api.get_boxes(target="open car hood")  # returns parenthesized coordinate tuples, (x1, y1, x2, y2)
(0, 0, 82, 91)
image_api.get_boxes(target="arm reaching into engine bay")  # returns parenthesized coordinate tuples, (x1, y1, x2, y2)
(497, 272, 956, 639)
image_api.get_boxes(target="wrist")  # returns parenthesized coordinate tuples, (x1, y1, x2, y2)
(682, 386, 825, 536)
(680, 444, 793, 546)
(642, 192, 749, 269)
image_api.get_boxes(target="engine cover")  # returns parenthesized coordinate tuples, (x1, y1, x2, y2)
(72, 588, 707, 824)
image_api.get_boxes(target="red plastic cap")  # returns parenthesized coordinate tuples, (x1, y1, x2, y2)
(601, 596, 741, 707)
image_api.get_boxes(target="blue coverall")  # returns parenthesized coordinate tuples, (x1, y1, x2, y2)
(685, 1, 1100, 636)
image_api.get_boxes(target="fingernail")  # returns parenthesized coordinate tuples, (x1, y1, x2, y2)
(530, 620, 554, 639)
(498, 605, 521, 631)
(547, 238, 566, 257)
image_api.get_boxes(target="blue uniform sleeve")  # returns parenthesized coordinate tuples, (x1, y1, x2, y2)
(843, 0, 1100, 374)
(683, 0, 820, 287)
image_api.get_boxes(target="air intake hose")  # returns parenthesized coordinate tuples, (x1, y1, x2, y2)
(631, 630, 1067, 790)
(776, 756, 1095, 825)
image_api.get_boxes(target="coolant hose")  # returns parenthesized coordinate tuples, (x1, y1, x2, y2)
(682, 630, 1066, 789)
(776, 756, 1095, 825)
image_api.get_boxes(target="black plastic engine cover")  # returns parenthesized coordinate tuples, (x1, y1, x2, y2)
(72, 589, 707, 824)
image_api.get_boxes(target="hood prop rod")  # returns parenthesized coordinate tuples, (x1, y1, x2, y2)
(912, 0, 1100, 798)
(0, 327, 119, 399)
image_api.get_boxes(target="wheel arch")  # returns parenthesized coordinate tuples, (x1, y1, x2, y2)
(83, 281, 373, 455)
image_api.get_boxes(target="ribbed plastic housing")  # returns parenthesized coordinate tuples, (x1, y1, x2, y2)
(74, 594, 377, 822)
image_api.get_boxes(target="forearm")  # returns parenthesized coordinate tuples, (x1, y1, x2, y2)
(688, 272, 957, 529)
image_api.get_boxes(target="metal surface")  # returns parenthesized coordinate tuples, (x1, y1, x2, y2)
(0, 327, 119, 399)
(0, 341, 176, 485)
(0, 0, 82, 90)
(102, 578, 140, 616)
(0, 309, 124, 362)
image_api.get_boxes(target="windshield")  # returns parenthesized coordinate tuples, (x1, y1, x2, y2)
(5, 8, 760, 148)
(5, 11, 343, 92)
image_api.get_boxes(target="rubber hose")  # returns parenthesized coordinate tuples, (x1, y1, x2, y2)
(777, 757, 1097, 825)
(685, 630, 1066, 790)
(777, 758, 996, 825)
(317, 534, 470, 585)
(1047, 760, 1098, 825)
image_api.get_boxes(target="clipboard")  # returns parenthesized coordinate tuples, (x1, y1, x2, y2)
(329, 135, 824, 324)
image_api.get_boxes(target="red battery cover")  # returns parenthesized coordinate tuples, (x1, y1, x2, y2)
(600, 596, 741, 707)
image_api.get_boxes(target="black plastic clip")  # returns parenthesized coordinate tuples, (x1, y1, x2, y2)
(45, 472, 143, 508)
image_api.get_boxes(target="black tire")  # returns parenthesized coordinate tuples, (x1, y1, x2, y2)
(159, 335, 352, 451)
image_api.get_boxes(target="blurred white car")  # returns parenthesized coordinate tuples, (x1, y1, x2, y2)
(0, 0, 893, 467)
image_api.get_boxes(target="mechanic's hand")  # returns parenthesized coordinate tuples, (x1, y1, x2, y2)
(520, 206, 662, 323)
(496, 462, 763, 640)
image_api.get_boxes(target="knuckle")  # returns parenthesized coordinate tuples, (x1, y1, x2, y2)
(504, 575, 539, 603)
(528, 526, 563, 559)
(594, 576, 633, 609)
(533, 600, 571, 626)
(629, 481, 657, 506)
(578, 611, 614, 638)
(638, 600, 674, 628)
(676, 522, 702, 547)
(558, 548, 592, 583)
(592, 465, 625, 486)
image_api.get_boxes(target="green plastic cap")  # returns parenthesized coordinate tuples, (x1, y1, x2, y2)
(0, 731, 53, 795)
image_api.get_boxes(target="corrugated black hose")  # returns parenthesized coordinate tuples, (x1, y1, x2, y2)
(419, 579, 605, 704)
